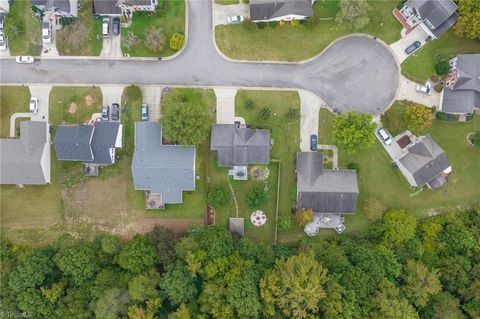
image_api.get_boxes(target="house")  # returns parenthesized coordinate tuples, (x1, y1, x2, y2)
(131, 122, 195, 209)
(296, 152, 358, 236)
(31, 0, 78, 17)
(249, 0, 313, 23)
(398, 0, 458, 39)
(440, 54, 480, 118)
(54, 121, 122, 175)
(210, 124, 270, 180)
(0, 121, 50, 185)
(394, 134, 451, 190)
(0, 0, 9, 13)
(93, 0, 157, 17)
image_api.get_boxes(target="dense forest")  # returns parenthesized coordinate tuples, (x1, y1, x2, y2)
(1, 209, 479, 319)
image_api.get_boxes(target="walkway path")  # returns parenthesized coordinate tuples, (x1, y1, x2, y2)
(214, 88, 237, 124)
(318, 144, 338, 169)
(227, 179, 239, 217)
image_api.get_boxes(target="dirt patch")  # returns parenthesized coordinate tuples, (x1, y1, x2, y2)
(85, 94, 96, 106)
(68, 103, 77, 114)
(118, 218, 204, 238)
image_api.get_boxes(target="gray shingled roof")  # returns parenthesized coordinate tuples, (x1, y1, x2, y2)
(399, 135, 450, 187)
(132, 122, 195, 204)
(296, 152, 359, 214)
(211, 124, 270, 167)
(93, 0, 121, 15)
(441, 88, 478, 114)
(32, 0, 74, 15)
(455, 54, 480, 92)
(406, 0, 457, 37)
(0, 121, 49, 185)
(250, 0, 312, 21)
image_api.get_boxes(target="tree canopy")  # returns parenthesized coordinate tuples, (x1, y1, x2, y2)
(332, 111, 376, 153)
(162, 102, 210, 145)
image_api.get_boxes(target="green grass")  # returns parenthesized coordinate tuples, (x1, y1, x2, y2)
(0, 86, 31, 138)
(49, 86, 103, 125)
(402, 30, 480, 82)
(380, 101, 409, 136)
(4, 1, 42, 55)
(121, 0, 185, 57)
(314, 0, 340, 18)
(215, 1, 401, 61)
(215, 0, 239, 4)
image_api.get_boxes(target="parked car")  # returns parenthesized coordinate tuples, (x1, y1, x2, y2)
(404, 41, 421, 55)
(141, 103, 149, 121)
(416, 82, 432, 95)
(377, 127, 392, 145)
(111, 103, 119, 121)
(112, 17, 120, 35)
(102, 18, 110, 37)
(16, 56, 34, 64)
(42, 22, 51, 44)
(29, 97, 39, 113)
(310, 134, 318, 151)
(0, 31, 7, 51)
(227, 16, 245, 24)
(101, 105, 109, 121)
(0, 12, 5, 30)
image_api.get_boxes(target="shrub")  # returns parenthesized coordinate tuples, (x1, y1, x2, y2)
(123, 31, 140, 50)
(245, 99, 254, 110)
(435, 112, 447, 121)
(245, 187, 267, 209)
(208, 185, 230, 207)
(347, 162, 359, 172)
(144, 26, 166, 52)
(268, 21, 277, 28)
(435, 61, 450, 75)
(434, 83, 443, 93)
(169, 33, 185, 51)
(279, 20, 286, 26)
(277, 216, 292, 232)
(295, 208, 313, 227)
(243, 18, 256, 31)
(258, 107, 271, 121)
(430, 74, 439, 83)
(290, 19, 300, 26)
(405, 103, 432, 132)
(305, 16, 320, 27)
(470, 132, 480, 147)
(257, 21, 266, 29)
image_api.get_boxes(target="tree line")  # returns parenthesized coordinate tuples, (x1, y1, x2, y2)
(1, 208, 479, 319)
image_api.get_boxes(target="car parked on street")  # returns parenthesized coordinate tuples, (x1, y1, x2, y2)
(405, 41, 421, 55)
(310, 134, 318, 151)
(102, 18, 110, 37)
(112, 18, 120, 35)
(42, 22, 51, 44)
(111, 103, 119, 121)
(0, 31, 7, 51)
(102, 105, 109, 121)
(227, 16, 244, 24)
(16, 56, 34, 64)
(416, 82, 432, 95)
(377, 127, 392, 145)
(29, 97, 39, 113)
(141, 103, 149, 121)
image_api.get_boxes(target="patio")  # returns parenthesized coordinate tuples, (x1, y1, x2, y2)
(304, 214, 345, 236)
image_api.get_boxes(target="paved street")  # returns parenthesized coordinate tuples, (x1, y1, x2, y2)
(0, 0, 399, 115)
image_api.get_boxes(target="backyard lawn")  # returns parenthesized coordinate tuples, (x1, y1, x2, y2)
(3, 0, 42, 55)
(215, 0, 401, 61)
(402, 30, 480, 82)
(121, 0, 185, 57)
(0, 86, 31, 138)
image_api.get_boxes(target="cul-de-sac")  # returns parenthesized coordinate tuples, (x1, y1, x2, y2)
(0, 0, 479, 318)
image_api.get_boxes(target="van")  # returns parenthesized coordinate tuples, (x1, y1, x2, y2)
(377, 127, 392, 145)
(102, 18, 110, 37)
(42, 22, 51, 44)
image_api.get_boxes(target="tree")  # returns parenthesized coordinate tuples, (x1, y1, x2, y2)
(258, 107, 271, 121)
(8, 247, 54, 292)
(332, 111, 376, 153)
(95, 288, 131, 319)
(56, 285, 94, 319)
(454, 0, 480, 39)
(335, 0, 372, 30)
(295, 208, 313, 226)
(128, 298, 162, 319)
(100, 234, 121, 255)
(168, 303, 191, 319)
(369, 278, 419, 319)
(245, 187, 267, 209)
(17, 288, 53, 317)
(460, 279, 480, 318)
(148, 225, 177, 267)
(208, 185, 230, 207)
(260, 253, 328, 318)
(124, 31, 140, 50)
(285, 107, 300, 120)
(118, 234, 157, 274)
(144, 26, 166, 52)
(161, 262, 198, 306)
(427, 292, 465, 319)
(381, 209, 417, 247)
(56, 22, 89, 53)
(405, 103, 432, 132)
(435, 61, 450, 75)
(41, 278, 67, 304)
(169, 33, 185, 51)
(162, 102, 210, 145)
(363, 198, 386, 221)
(4, 15, 23, 39)
(129, 269, 161, 302)
(402, 259, 442, 308)
(54, 242, 97, 285)
(226, 270, 262, 318)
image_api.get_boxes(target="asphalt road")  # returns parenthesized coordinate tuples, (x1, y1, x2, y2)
(0, 0, 399, 114)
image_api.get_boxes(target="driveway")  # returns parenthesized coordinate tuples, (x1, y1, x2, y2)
(140, 85, 163, 122)
(299, 90, 323, 152)
(100, 34, 122, 58)
(100, 85, 125, 120)
(374, 125, 402, 160)
(396, 75, 441, 108)
(389, 27, 429, 63)
(213, 3, 249, 26)
(41, 13, 60, 57)
(214, 88, 237, 124)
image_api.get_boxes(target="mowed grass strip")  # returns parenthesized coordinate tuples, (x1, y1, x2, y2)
(0, 86, 30, 138)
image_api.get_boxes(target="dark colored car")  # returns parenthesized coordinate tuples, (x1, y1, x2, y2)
(111, 103, 119, 121)
(310, 134, 318, 151)
(112, 18, 120, 36)
(102, 105, 109, 121)
(405, 41, 421, 55)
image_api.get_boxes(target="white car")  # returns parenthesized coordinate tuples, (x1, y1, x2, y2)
(0, 31, 6, 51)
(227, 15, 245, 24)
(415, 82, 432, 95)
(29, 97, 39, 113)
(42, 22, 51, 44)
(377, 127, 392, 145)
(102, 18, 110, 37)
(16, 56, 34, 64)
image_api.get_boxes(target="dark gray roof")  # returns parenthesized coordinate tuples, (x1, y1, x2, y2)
(132, 122, 195, 204)
(250, 0, 312, 21)
(296, 152, 359, 214)
(123, 0, 153, 5)
(229, 218, 244, 237)
(32, 0, 71, 14)
(406, 0, 457, 37)
(427, 174, 447, 189)
(211, 124, 270, 166)
(441, 88, 478, 114)
(54, 122, 120, 164)
(399, 135, 450, 187)
(455, 54, 480, 92)
(0, 121, 49, 185)
(93, 0, 121, 15)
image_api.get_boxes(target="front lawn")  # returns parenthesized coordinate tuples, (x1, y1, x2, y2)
(0, 86, 31, 138)
(402, 30, 480, 83)
(380, 100, 409, 136)
(215, 0, 239, 4)
(49, 86, 103, 125)
(215, 1, 401, 61)
(4, 0, 42, 55)
(121, 0, 185, 57)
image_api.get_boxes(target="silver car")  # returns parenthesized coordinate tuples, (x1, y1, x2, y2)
(16, 56, 34, 64)
(0, 31, 6, 51)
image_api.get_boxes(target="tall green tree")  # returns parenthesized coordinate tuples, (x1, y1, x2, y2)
(128, 269, 161, 302)
(118, 234, 157, 274)
(95, 288, 131, 319)
(402, 260, 442, 308)
(381, 209, 417, 247)
(161, 262, 198, 306)
(369, 279, 419, 319)
(148, 225, 177, 267)
(454, 0, 480, 39)
(9, 247, 55, 292)
(54, 241, 97, 286)
(332, 111, 375, 153)
(162, 102, 210, 145)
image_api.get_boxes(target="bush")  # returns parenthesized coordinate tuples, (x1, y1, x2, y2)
(277, 216, 292, 232)
(245, 187, 267, 209)
(268, 21, 277, 28)
(295, 208, 313, 227)
(169, 33, 185, 51)
(434, 83, 443, 93)
(279, 20, 286, 26)
(305, 16, 320, 27)
(243, 18, 256, 31)
(208, 185, 230, 207)
(469, 132, 480, 147)
(405, 103, 432, 132)
(290, 19, 300, 26)
(435, 61, 450, 75)
(430, 74, 439, 83)
(245, 99, 254, 110)
(347, 162, 359, 172)
(258, 107, 271, 121)
(257, 21, 266, 29)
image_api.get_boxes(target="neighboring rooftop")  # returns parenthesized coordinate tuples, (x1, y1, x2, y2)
(0, 121, 50, 185)
(249, 0, 312, 21)
(32, 0, 78, 16)
(405, 0, 458, 37)
(92, 0, 121, 15)
(211, 124, 270, 167)
(132, 122, 195, 205)
(296, 152, 359, 214)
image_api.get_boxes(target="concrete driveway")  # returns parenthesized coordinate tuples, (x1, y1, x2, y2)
(389, 27, 429, 63)
(396, 75, 440, 108)
(100, 34, 122, 58)
(140, 85, 163, 122)
(214, 88, 236, 124)
(41, 13, 60, 57)
(299, 90, 323, 152)
(374, 125, 402, 160)
(213, 3, 249, 26)
(100, 85, 125, 120)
